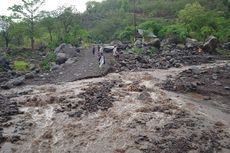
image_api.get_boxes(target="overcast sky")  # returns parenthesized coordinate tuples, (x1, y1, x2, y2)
(0, 0, 103, 16)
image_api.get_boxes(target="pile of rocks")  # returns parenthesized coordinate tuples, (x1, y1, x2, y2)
(0, 55, 11, 71)
(56, 80, 118, 118)
(112, 35, 222, 71)
(0, 70, 39, 89)
(0, 94, 19, 144)
(113, 48, 214, 71)
(55, 43, 80, 65)
(161, 64, 230, 99)
(0, 95, 19, 123)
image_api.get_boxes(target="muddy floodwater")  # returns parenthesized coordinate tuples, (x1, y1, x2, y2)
(0, 61, 230, 153)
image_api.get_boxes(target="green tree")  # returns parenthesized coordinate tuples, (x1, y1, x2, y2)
(9, 0, 45, 50)
(10, 22, 26, 47)
(0, 16, 12, 48)
(56, 7, 76, 37)
(159, 24, 188, 41)
(40, 11, 56, 42)
(178, 2, 206, 31)
(138, 20, 163, 36)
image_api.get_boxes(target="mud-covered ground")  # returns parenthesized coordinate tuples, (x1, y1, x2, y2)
(161, 63, 230, 114)
(0, 61, 230, 153)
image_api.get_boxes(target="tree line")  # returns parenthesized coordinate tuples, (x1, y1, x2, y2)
(0, 0, 230, 49)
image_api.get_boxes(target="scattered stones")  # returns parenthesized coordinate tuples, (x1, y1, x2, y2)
(0, 55, 11, 71)
(56, 81, 118, 117)
(0, 95, 19, 144)
(127, 82, 146, 92)
(212, 73, 218, 80)
(203, 96, 211, 100)
(161, 64, 230, 107)
(222, 42, 230, 50)
(0, 128, 4, 144)
(215, 121, 225, 127)
(10, 135, 21, 143)
(113, 46, 214, 71)
(1, 75, 25, 89)
(138, 91, 151, 101)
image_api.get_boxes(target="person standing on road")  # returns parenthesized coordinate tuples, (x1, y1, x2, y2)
(99, 52, 105, 68)
(98, 45, 105, 68)
(92, 45, 96, 55)
(113, 45, 119, 59)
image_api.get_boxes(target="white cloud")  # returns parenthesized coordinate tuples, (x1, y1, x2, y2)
(0, 0, 103, 16)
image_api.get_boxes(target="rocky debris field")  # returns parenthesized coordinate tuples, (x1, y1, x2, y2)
(161, 63, 230, 112)
(1, 37, 230, 89)
(0, 95, 19, 144)
(0, 63, 230, 152)
(113, 47, 215, 71)
(57, 81, 118, 118)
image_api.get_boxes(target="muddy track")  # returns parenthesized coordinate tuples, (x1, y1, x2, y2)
(25, 49, 114, 85)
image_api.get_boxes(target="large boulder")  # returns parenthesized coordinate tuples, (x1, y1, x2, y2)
(55, 43, 79, 58)
(0, 55, 10, 71)
(55, 43, 66, 53)
(1, 76, 25, 89)
(103, 45, 114, 52)
(56, 53, 68, 65)
(144, 38, 161, 49)
(223, 42, 230, 50)
(118, 44, 130, 50)
(134, 39, 142, 48)
(110, 40, 122, 46)
(202, 36, 218, 54)
(185, 38, 200, 49)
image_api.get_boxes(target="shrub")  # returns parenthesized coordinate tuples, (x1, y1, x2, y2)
(0, 65, 3, 72)
(118, 26, 135, 41)
(14, 60, 29, 72)
(159, 24, 188, 41)
(200, 26, 215, 40)
(149, 47, 158, 56)
(129, 47, 144, 55)
(138, 20, 163, 36)
(40, 52, 57, 71)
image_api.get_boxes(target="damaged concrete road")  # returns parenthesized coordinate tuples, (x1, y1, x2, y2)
(0, 61, 230, 153)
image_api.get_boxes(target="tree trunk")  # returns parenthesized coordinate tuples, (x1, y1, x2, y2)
(48, 30, 53, 42)
(31, 16, 35, 50)
(3, 32, 9, 48)
(31, 37, 34, 50)
(5, 38, 9, 48)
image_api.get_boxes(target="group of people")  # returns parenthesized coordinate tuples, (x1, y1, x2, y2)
(91, 44, 119, 68)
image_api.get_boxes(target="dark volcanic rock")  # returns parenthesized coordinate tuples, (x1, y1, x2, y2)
(77, 81, 117, 113)
(0, 127, 4, 144)
(185, 38, 200, 49)
(161, 64, 230, 110)
(57, 81, 118, 117)
(1, 76, 25, 89)
(0, 95, 19, 123)
(0, 95, 19, 144)
(203, 36, 218, 54)
(0, 55, 11, 71)
(113, 46, 215, 71)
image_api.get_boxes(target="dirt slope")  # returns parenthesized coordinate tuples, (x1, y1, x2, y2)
(26, 49, 113, 85)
